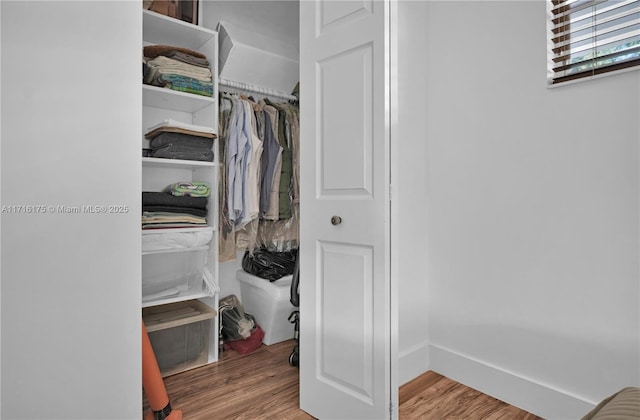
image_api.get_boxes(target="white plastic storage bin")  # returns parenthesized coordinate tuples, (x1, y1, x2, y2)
(236, 270, 296, 345)
(143, 300, 217, 377)
(142, 246, 211, 305)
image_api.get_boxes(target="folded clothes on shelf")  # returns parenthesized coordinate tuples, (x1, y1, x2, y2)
(149, 132, 214, 150)
(143, 191, 208, 209)
(163, 181, 211, 198)
(145, 119, 216, 140)
(143, 47, 213, 97)
(156, 73, 214, 97)
(143, 45, 208, 64)
(142, 211, 207, 229)
(162, 50, 209, 68)
(146, 56, 212, 81)
(142, 191, 209, 228)
(142, 206, 207, 217)
(144, 120, 216, 162)
(150, 147, 214, 162)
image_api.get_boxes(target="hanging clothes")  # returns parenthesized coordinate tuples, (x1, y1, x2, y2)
(217, 90, 300, 262)
(236, 99, 264, 229)
(261, 103, 284, 221)
(218, 94, 237, 262)
(256, 100, 299, 252)
(265, 98, 294, 220)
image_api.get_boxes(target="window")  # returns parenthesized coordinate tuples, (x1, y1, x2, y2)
(548, 0, 640, 85)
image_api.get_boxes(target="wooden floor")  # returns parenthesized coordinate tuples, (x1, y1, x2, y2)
(399, 372, 542, 420)
(143, 340, 543, 419)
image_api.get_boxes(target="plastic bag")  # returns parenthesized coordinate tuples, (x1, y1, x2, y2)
(218, 295, 255, 342)
(255, 203, 299, 252)
(224, 325, 264, 355)
(241, 247, 298, 281)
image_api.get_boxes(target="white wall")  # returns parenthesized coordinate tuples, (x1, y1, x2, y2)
(1, 2, 141, 418)
(219, 251, 245, 299)
(203, 0, 299, 94)
(424, 2, 640, 419)
(394, 1, 430, 386)
(201, 0, 299, 50)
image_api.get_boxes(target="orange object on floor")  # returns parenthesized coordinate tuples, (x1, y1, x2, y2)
(142, 321, 183, 420)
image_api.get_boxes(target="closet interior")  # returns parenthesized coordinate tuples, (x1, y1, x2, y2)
(141, 0, 301, 379)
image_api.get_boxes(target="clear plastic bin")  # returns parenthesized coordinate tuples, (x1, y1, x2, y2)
(143, 300, 217, 377)
(142, 246, 209, 304)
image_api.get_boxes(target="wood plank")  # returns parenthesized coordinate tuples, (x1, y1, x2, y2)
(143, 340, 312, 420)
(143, 340, 544, 419)
(399, 371, 544, 420)
(399, 370, 446, 405)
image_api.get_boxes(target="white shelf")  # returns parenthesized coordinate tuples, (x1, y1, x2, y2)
(142, 156, 217, 169)
(143, 10, 216, 50)
(143, 85, 215, 113)
(142, 226, 214, 235)
(142, 245, 209, 256)
(142, 290, 211, 308)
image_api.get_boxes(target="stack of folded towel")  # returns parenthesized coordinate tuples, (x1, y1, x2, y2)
(163, 181, 211, 197)
(143, 45, 213, 97)
(142, 181, 211, 229)
(144, 119, 216, 162)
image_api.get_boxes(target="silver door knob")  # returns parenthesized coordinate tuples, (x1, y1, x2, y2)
(331, 216, 342, 225)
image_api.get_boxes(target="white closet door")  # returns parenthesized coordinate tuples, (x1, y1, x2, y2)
(299, 1, 394, 418)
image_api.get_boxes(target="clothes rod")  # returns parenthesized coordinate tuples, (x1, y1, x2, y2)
(218, 78, 298, 101)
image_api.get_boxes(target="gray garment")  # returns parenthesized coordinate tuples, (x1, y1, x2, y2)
(225, 95, 243, 223)
(164, 50, 210, 68)
(262, 104, 283, 220)
(259, 113, 282, 217)
(149, 132, 213, 150)
(254, 105, 266, 141)
(286, 104, 300, 205)
(218, 95, 237, 262)
(151, 147, 214, 161)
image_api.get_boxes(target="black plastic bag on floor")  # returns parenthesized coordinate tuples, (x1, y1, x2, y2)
(219, 295, 256, 342)
(241, 247, 298, 282)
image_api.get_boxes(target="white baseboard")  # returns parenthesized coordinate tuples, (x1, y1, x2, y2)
(399, 340, 430, 385)
(429, 344, 596, 420)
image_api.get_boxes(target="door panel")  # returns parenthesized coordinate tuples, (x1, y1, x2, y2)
(300, 0, 392, 418)
(318, 1, 374, 36)
(319, 43, 373, 196)
(317, 241, 374, 403)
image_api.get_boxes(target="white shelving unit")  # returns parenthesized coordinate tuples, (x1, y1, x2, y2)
(142, 9, 220, 370)
(142, 156, 217, 169)
(143, 84, 216, 113)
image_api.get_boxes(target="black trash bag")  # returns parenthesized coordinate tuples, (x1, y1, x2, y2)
(290, 252, 300, 307)
(219, 295, 256, 342)
(242, 247, 298, 282)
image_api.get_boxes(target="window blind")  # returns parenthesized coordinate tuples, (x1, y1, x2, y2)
(548, 0, 640, 84)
